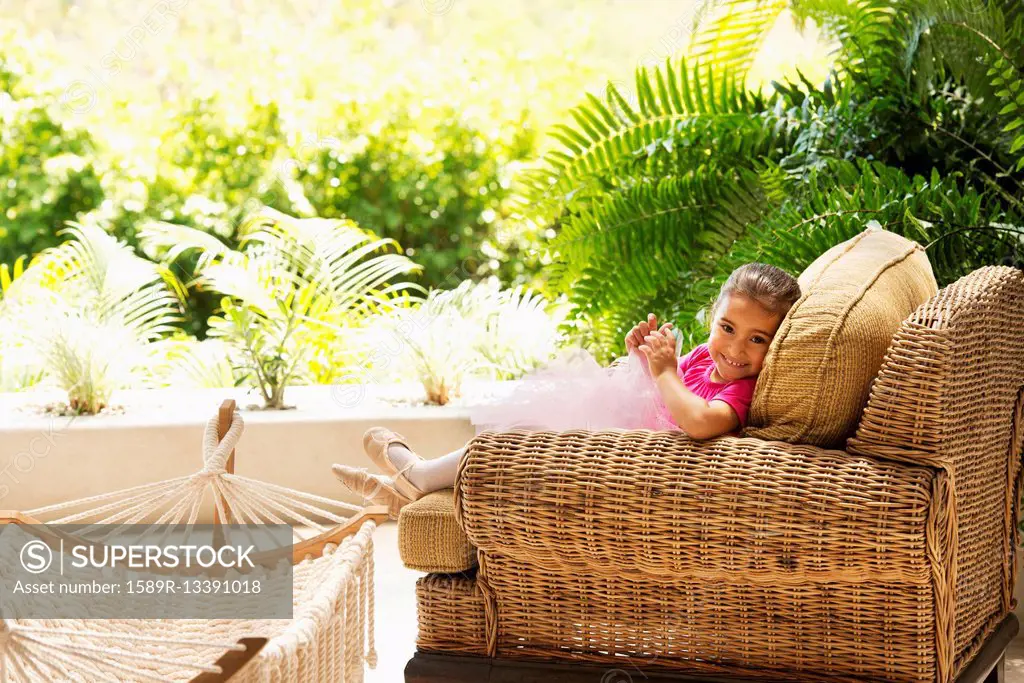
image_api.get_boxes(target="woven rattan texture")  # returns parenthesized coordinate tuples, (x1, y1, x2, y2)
(415, 572, 488, 655)
(399, 489, 478, 573)
(747, 227, 938, 449)
(451, 429, 942, 680)
(848, 266, 1024, 680)
(456, 430, 935, 581)
(472, 549, 936, 682)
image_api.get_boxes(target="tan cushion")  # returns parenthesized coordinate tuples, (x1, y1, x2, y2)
(745, 226, 938, 448)
(398, 489, 477, 573)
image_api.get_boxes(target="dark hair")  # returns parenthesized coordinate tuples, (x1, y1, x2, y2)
(711, 263, 801, 320)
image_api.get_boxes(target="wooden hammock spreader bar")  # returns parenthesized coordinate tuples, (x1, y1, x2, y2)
(187, 638, 268, 683)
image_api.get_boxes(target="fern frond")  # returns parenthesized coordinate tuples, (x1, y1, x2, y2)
(898, 0, 1009, 100)
(790, 0, 897, 78)
(632, 159, 1019, 353)
(546, 166, 768, 356)
(521, 58, 767, 224)
(690, 0, 790, 81)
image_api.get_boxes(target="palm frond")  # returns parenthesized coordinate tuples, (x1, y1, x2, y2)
(148, 338, 239, 389)
(144, 208, 422, 407)
(137, 220, 233, 273)
(8, 223, 184, 410)
(0, 255, 27, 299)
(370, 279, 565, 403)
(239, 209, 423, 312)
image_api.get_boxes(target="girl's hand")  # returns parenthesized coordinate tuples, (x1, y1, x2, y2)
(625, 313, 673, 356)
(639, 328, 678, 378)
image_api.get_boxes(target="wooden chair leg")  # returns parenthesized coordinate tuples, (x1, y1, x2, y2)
(983, 654, 1005, 683)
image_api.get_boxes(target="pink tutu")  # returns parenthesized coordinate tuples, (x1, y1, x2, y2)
(468, 348, 680, 433)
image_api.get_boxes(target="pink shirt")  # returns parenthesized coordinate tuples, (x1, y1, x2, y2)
(659, 343, 758, 430)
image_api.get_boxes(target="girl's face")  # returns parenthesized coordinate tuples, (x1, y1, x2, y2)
(707, 293, 783, 382)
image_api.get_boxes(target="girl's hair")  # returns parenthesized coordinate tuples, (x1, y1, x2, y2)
(711, 263, 801, 320)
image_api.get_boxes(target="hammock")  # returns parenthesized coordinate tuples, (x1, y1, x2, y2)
(0, 399, 387, 682)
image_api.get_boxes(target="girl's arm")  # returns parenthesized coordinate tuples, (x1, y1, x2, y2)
(653, 372, 740, 440)
(639, 328, 738, 439)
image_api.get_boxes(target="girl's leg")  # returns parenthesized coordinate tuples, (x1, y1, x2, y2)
(385, 441, 466, 493)
(398, 446, 466, 492)
(333, 444, 467, 516)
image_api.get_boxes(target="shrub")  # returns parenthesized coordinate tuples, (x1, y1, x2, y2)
(294, 104, 540, 289)
(524, 0, 1024, 360)
(141, 208, 421, 408)
(1, 224, 181, 413)
(0, 53, 104, 267)
(363, 279, 567, 405)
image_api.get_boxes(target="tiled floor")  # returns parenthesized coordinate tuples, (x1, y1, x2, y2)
(1011, 639, 1024, 682)
(367, 521, 1024, 682)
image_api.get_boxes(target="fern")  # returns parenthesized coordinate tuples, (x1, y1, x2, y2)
(690, 0, 790, 81)
(527, 0, 1024, 362)
(656, 159, 1022, 349)
(547, 166, 768, 358)
(520, 57, 769, 225)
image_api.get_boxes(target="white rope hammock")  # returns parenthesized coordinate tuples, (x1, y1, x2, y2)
(0, 401, 385, 682)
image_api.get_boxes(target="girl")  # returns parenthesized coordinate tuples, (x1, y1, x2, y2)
(333, 262, 800, 517)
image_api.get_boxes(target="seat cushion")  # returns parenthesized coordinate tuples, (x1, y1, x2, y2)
(398, 489, 477, 573)
(745, 226, 938, 448)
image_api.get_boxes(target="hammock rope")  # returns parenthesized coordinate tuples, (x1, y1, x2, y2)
(0, 405, 380, 682)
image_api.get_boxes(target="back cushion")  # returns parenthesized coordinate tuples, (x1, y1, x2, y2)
(744, 226, 938, 448)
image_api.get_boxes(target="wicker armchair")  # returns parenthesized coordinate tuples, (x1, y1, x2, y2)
(403, 264, 1024, 683)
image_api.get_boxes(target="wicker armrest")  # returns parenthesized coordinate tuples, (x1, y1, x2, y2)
(845, 266, 1024, 673)
(455, 429, 937, 581)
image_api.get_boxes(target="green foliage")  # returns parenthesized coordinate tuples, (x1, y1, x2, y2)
(664, 159, 1022, 347)
(140, 208, 421, 408)
(0, 223, 182, 412)
(690, 0, 791, 79)
(0, 81, 547, 339)
(6, 0, 1024, 394)
(296, 105, 538, 289)
(521, 58, 770, 226)
(522, 57, 787, 357)
(122, 97, 292, 337)
(2, 0, 640, 329)
(149, 337, 239, 390)
(528, 0, 1024, 361)
(0, 53, 104, 267)
(146, 98, 290, 239)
